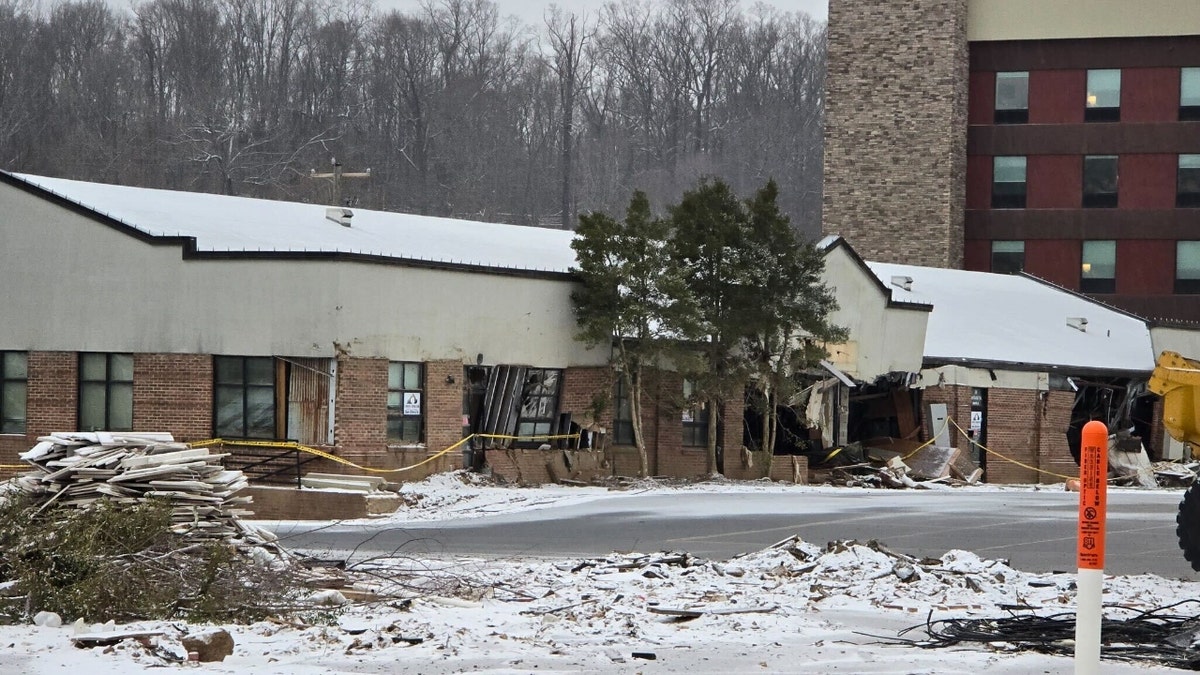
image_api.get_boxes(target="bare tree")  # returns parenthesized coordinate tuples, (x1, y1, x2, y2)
(544, 6, 593, 229)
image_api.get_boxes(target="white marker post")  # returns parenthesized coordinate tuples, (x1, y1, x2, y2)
(1075, 420, 1108, 675)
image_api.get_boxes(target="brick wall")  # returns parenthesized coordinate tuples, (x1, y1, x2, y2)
(1038, 390, 1077, 484)
(27, 351, 77, 436)
(920, 384, 972, 451)
(133, 353, 212, 440)
(822, 0, 968, 268)
(562, 366, 616, 433)
(424, 360, 465, 455)
(921, 383, 1077, 484)
(333, 356, 388, 468)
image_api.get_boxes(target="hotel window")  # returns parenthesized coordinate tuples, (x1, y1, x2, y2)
(613, 376, 635, 446)
(387, 362, 424, 443)
(79, 353, 133, 432)
(1179, 155, 1200, 207)
(994, 71, 1029, 124)
(682, 379, 709, 448)
(991, 241, 1025, 274)
(214, 356, 276, 439)
(1085, 69, 1121, 122)
(991, 156, 1026, 208)
(1, 351, 27, 434)
(1176, 242, 1200, 294)
(1181, 68, 1200, 121)
(1080, 240, 1116, 294)
(516, 368, 562, 442)
(1082, 155, 1119, 208)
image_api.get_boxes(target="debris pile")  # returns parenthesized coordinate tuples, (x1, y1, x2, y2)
(815, 439, 984, 489)
(13, 432, 262, 543)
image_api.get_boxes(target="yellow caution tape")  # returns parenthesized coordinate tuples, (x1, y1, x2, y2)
(190, 432, 581, 475)
(946, 415, 1076, 481)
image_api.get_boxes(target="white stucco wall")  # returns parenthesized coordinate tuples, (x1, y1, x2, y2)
(0, 182, 607, 368)
(821, 245, 929, 381)
(1150, 327, 1200, 365)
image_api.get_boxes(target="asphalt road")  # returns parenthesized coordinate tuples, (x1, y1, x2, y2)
(265, 488, 1197, 579)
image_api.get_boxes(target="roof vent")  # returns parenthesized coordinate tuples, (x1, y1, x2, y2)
(326, 207, 353, 227)
(890, 275, 913, 291)
(1067, 316, 1088, 332)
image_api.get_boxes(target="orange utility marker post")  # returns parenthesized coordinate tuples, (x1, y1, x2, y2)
(1074, 420, 1108, 675)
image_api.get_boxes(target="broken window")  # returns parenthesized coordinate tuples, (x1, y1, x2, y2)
(682, 379, 709, 447)
(214, 356, 276, 439)
(516, 368, 562, 441)
(387, 362, 424, 443)
(78, 353, 133, 432)
(0, 351, 27, 434)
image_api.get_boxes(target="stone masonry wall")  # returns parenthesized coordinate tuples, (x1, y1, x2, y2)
(822, 0, 968, 269)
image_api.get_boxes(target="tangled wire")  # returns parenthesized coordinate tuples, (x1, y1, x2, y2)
(883, 599, 1200, 670)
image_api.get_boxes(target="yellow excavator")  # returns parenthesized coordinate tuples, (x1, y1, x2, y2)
(1148, 350, 1200, 571)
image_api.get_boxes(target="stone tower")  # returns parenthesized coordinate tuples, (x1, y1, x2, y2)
(821, 0, 969, 268)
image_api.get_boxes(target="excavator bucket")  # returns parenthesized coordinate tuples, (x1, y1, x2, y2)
(1148, 350, 1200, 449)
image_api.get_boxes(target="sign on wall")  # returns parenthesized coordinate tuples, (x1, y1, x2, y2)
(404, 393, 421, 415)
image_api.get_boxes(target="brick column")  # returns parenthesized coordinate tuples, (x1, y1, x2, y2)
(27, 351, 77, 435)
(333, 356, 387, 469)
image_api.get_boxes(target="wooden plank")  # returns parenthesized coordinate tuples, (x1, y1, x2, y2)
(891, 388, 918, 439)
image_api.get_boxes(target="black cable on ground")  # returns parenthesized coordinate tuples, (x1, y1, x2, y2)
(878, 599, 1200, 670)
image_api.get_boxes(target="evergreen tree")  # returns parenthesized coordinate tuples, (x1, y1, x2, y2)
(570, 191, 695, 477)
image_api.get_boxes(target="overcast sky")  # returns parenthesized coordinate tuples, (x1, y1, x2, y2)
(374, 0, 828, 24)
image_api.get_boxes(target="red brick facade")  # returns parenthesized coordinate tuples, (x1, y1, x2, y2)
(921, 383, 1077, 484)
(132, 353, 212, 440)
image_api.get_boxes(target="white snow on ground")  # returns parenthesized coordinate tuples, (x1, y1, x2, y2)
(0, 474, 1192, 673)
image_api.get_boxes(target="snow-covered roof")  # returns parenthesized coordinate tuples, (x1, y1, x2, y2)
(867, 261, 1155, 374)
(7, 173, 578, 275)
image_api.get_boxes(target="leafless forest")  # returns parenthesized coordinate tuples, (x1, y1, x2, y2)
(0, 0, 825, 235)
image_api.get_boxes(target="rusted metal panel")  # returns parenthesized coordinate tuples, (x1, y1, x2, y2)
(285, 357, 331, 445)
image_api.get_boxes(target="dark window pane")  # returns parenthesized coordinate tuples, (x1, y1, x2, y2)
(2, 352, 26, 379)
(2, 381, 26, 433)
(109, 383, 133, 430)
(80, 353, 107, 381)
(1083, 156, 1118, 208)
(1176, 278, 1200, 294)
(215, 386, 244, 436)
(1182, 106, 1200, 122)
(1080, 278, 1117, 294)
(993, 108, 1028, 124)
(245, 386, 275, 438)
(1084, 106, 1120, 122)
(110, 354, 134, 382)
(79, 382, 106, 431)
(245, 358, 274, 385)
(215, 357, 243, 384)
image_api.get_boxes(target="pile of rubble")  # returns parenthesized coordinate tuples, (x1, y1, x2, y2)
(13, 432, 263, 543)
(814, 439, 983, 489)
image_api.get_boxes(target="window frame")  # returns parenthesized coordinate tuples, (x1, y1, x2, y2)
(1176, 241, 1200, 294)
(0, 351, 28, 435)
(991, 156, 1027, 209)
(990, 240, 1025, 274)
(613, 375, 635, 446)
(515, 368, 562, 446)
(1181, 67, 1200, 121)
(1082, 155, 1119, 208)
(78, 352, 134, 432)
(1080, 240, 1117, 294)
(387, 361, 425, 444)
(1178, 154, 1200, 208)
(993, 71, 1029, 124)
(1085, 69, 1121, 122)
(681, 379, 710, 448)
(213, 355, 277, 440)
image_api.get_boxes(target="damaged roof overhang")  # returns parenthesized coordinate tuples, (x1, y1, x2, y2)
(921, 357, 1151, 381)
